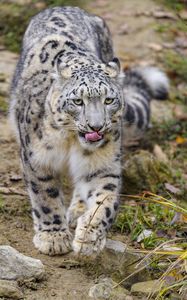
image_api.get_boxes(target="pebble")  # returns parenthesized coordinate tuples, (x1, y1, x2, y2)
(0, 279, 23, 299)
(131, 280, 162, 295)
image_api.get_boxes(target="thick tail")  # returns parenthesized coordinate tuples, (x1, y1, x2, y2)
(122, 66, 169, 130)
(132, 66, 169, 100)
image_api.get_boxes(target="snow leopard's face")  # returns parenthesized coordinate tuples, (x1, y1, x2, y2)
(48, 59, 123, 150)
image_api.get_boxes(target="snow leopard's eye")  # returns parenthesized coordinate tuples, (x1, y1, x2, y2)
(104, 98, 114, 105)
(73, 99, 84, 106)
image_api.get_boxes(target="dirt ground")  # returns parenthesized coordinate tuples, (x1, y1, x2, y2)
(0, 0, 186, 299)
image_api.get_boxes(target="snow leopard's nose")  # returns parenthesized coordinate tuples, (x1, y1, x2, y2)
(86, 100, 105, 132)
(88, 124, 103, 132)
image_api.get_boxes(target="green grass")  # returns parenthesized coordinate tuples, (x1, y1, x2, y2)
(114, 193, 187, 299)
(0, 2, 39, 52)
(155, 19, 187, 35)
(154, 0, 186, 11)
(114, 197, 176, 249)
(164, 51, 187, 83)
(151, 119, 187, 142)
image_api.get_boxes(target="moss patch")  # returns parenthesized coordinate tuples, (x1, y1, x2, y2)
(122, 150, 173, 194)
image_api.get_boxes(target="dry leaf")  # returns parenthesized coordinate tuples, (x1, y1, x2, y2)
(170, 212, 185, 225)
(162, 245, 183, 251)
(153, 144, 169, 163)
(176, 136, 187, 144)
(184, 260, 187, 273)
(0, 187, 27, 196)
(174, 105, 187, 121)
(147, 43, 163, 51)
(164, 183, 181, 195)
(152, 10, 177, 20)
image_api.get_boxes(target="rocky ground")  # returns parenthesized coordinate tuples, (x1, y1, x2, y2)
(0, 0, 187, 299)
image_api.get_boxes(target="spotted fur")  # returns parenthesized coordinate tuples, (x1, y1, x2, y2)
(10, 6, 168, 256)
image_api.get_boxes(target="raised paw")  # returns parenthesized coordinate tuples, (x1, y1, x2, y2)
(66, 200, 87, 229)
(33, 230, 72, 255)
(72, 216, 106, 256)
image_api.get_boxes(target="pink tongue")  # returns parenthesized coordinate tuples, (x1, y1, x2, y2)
(85, 131, 102, 142)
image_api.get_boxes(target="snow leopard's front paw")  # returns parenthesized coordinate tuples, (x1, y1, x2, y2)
(33, 230, 72, 255)
(72, 215, 106, 256)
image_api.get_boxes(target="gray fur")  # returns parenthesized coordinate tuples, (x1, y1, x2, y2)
(10, 6, 168, 256)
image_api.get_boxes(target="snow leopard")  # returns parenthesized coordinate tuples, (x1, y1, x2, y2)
(10, 6, 169, 256)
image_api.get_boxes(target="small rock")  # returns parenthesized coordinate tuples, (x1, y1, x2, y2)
(0, 245, 45, 280)
(137, 230, 153, 243)
(122, 150, 172, 194)
(89, 277, 113, 299)
(131, 280, 162, 295)
(51, 290, 57, 297)
(0, 279, 23, 299)
(89, 277, 131, 300)
(100, 239, 151, 288)
(106, 239, 127, 253)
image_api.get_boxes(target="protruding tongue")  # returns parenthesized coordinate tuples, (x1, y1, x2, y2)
(85, 131, 102, 142)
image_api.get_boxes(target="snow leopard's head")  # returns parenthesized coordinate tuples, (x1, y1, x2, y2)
(46, 57, 124, 150)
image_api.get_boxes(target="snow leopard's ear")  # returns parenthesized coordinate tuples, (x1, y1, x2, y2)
(103, 57, 121, 78)
(55, 62, 72, 79)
